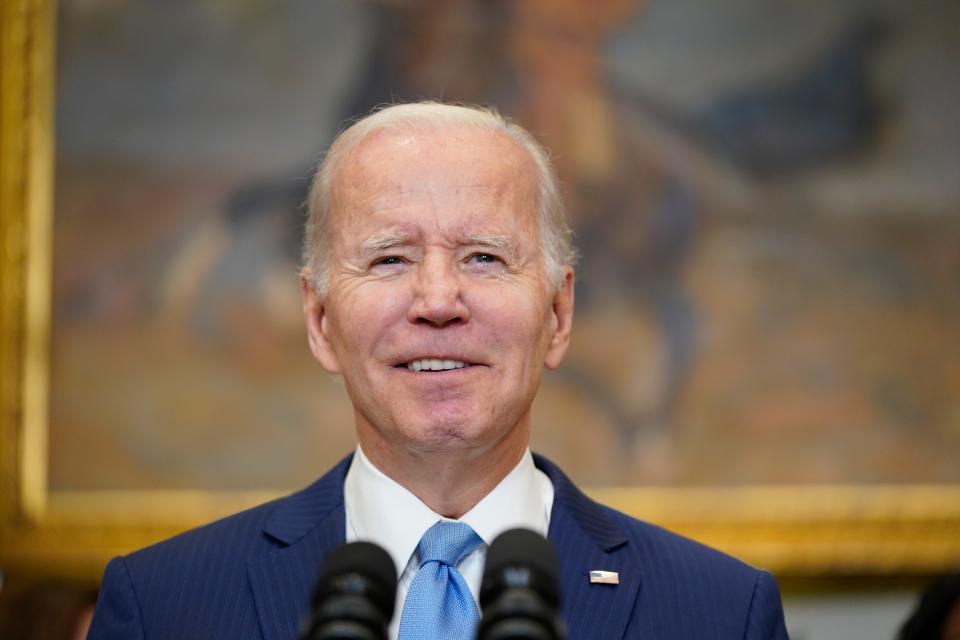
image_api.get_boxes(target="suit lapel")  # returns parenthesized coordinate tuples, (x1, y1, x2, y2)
(536, 455, 642, 640)
(247, 456, 352, 640)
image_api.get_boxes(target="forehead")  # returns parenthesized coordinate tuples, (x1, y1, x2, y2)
(329, 126, 540, 238)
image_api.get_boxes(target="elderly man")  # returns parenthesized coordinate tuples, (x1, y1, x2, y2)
(89, 103, 788, 639)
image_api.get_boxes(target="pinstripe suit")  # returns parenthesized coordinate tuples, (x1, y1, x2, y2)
(88, 454, 788, 639)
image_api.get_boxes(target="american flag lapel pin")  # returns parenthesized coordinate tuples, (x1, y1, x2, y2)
(589, 570, 620, 585)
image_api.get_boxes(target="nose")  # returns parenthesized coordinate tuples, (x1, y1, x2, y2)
(408, 255, 470, 327)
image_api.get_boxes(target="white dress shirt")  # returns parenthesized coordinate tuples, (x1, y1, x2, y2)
(344, 445, 554, 640)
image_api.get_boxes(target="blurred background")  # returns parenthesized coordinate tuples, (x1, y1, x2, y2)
(2, 0, 959, 637)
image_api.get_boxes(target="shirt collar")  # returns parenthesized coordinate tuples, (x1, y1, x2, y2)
(344, 445, 552, 579)
(459, 448, 551, 545)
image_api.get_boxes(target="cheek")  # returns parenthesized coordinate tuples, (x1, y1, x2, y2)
(330, 286, 410, 360)
(481, 295, 551, 355)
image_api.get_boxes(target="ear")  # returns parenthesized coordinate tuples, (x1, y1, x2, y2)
(544, 267, 575, 370)
(300, 267, 342, 374)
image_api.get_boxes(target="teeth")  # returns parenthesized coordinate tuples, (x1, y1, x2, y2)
(406, 358, 468, 372)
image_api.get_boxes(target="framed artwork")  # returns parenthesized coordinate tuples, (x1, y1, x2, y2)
(2, 0, 958, 581)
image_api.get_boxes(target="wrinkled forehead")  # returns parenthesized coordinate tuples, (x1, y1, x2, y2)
(328, 126, 540, 230)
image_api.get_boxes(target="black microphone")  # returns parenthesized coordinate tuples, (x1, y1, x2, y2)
(300, 541, 397, 640)
(478, 529, 567, 640)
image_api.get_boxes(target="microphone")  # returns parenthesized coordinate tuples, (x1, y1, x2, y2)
(478, 529, 567, 640)
(300, 541, 397, 640)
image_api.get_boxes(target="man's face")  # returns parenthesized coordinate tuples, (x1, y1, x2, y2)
(301, 126, 573, 460)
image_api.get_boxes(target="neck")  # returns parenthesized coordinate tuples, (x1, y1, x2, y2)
(356, 422, 530, 519)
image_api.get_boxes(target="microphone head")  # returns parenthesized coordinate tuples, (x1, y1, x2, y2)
(302, 541, 396, 640)
(312, 541, 398, 622)
(480, 528, 561, 609)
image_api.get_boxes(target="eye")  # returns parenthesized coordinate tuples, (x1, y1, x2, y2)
(468, 253, 501, 264)
(373, 256, 405, 266)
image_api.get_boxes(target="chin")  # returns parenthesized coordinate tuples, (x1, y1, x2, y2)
(398, 413, 497, 453)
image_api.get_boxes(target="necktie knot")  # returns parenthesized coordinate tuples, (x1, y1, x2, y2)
(398, 521, 484, 639)
(417, 520, 483, 568)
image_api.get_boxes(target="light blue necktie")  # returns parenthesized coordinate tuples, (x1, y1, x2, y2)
(397, 520, 484, 640)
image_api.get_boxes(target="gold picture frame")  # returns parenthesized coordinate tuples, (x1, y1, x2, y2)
(2, 0, 959, 584)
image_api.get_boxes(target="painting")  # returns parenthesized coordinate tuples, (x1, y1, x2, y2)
(2, 0, 959, 580)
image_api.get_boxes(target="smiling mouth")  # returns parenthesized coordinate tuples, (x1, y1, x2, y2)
(400, 358, 473, 372)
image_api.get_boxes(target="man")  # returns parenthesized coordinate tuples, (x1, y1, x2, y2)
(89, 103, 789, 639)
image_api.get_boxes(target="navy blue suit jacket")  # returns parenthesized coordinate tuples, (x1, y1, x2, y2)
(89, 454, 788, 639)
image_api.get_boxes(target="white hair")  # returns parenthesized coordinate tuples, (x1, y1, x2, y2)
(302, 102, 577, 295)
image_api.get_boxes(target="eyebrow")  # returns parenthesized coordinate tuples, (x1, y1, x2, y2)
(361, 233, 410, 253)
(466, 234, 519, 261)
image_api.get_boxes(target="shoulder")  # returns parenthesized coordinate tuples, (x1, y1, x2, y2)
(537, 452, 764, 588)
(121, 454, 351, 575)
(535, 454, 788, 638)
(589, 505, 787, 638)
(90, 497, 289, 639)
(89, 457, 352, 639)
(122, 493, 286, 576)
(606, 503, 765, 593)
